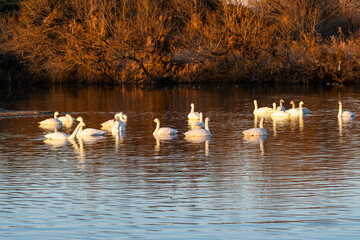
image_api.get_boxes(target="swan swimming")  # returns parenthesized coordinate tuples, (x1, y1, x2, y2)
(101, 112, 127, 129)
(39, 111, 62, 126)
(76, 117, 107, 137)
(112, 116, 126, 135)
(276, 99, 286, 111)
(184, 117, 211, 137)
(253, 100, 273, 116)
(243, 117, 267, 136)
(58, 114, 75, 124)
(188, 103, 200, 120)
(44, 121, 85, 140)
(270, 103, 290, 119)
(189, 112, 205, 129)
(286, 100, 311, 115)
(153, 118, 178, 137)
(338, 101, 355, 119)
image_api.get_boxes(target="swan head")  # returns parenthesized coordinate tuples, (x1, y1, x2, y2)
(54, 111, 59, 116)
(299, 101, 304, 106)
(290, 100, 295, 105)
(76, 117, 84, 122)
(338, 101, 342, 106)
(120, 112, 128, 123)
(114, 113, 121, 119)
(280, 99, 284, 103)
(153, 118, 160, 123)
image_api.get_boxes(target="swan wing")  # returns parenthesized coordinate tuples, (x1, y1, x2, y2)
(254, 107, 273, 116)
(342, 111, 355, 118)
(39, 118, 62, 126)
(188, 112, 200, 120)
(101, 119, 115, 128)
(285, 108, 300, 116)
(44, 132, 68, 140)
(243, 128, 267, 136)
(157, 127, 178, 136)
(79, 128, 106, 136)
(184, 129, 210, 137)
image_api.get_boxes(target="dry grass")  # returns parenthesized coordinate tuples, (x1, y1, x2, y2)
(1, 0, 360, 85)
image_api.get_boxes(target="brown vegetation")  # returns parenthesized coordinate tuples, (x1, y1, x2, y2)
(0, 0, 360, 85)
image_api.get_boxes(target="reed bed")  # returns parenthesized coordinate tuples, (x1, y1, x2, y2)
(0, 0, 360, 85)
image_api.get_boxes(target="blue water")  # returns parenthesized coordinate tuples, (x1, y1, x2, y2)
(0, 85, 360, 239)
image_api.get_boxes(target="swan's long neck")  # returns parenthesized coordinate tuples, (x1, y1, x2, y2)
(69, 122, 83, 139)
(77, 125, 84, 136)
(254, 100, 258, 111)
(273, 103, 276, 111)
(191, 104, 195, 113)
(299, 102, 303, 116)
(259, 118, 264, 128)
(199, 112, 203, 122)
(120, 115, 127, 125)
(291, 102, 295, 109)
(54, 112, 58, 119)
(338, 102, 342, 117)
(279, 100, 283, 108)
(113, 120, 120, 131)
(205, 118, 210, 131)
(153, 121, 160, 135)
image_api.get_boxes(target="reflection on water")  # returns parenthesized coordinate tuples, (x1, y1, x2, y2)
(1, 85, 360, 239)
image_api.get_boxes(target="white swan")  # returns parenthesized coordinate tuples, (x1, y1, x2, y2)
(58, 114, 75, 124)
(153, 118, 178, 137)
(338, 101, 355, 119)
(191, 112, 205, 129)
(39, 111, 62, 126)
(44, 121, 85, 140)
(243, 117, 267, 136)
(286, 100, 300, 116)
(286, 100, 311, 116)
(253, 100, 273, 116)
(188, 103, 200, 120)
(112, 116, 126, 135)
(270, 103, 290, 118)
(184, 117, 211, 137)
(276, 99, 286, 111)
(101, 112, 127, 129)
(76, 117, 106, 137)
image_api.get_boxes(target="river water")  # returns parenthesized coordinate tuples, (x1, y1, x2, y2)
(0, 84, 359, 239)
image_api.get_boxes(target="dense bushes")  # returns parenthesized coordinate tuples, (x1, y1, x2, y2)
(1, 0, 360, 85)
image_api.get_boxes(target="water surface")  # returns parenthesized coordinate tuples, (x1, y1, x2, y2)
(0, 84, 360, 239)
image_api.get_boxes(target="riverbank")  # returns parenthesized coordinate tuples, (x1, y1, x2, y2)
(1, 0, 360, 86)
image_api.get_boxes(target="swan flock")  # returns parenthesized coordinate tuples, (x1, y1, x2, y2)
(40, 100, 353, 143)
